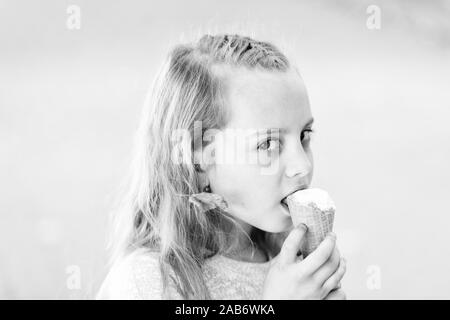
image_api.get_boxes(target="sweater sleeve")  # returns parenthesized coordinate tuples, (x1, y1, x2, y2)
(96, 249, 183, 300)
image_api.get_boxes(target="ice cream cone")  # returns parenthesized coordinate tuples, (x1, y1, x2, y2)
(286, 188, 335, 257)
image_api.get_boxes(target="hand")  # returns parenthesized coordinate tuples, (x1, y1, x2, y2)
(262, 224, 347, 299)
(324, 288, 347, 300)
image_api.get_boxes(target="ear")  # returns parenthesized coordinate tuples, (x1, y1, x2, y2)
(193, 142, 215, 187)
(194, 143, 215, 173)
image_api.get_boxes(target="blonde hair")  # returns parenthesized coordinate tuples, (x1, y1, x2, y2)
(106, 34, 291, 299)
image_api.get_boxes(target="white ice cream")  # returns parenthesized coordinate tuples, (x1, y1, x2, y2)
(286, 188, 336, 211)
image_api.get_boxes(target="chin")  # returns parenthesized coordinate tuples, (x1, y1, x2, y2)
(257, 216, 293, 233)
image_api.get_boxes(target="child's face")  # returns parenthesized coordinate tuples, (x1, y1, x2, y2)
(206, 68, 314, 233)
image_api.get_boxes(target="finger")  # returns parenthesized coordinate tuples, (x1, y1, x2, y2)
(322, 257, 347, 294)
(313, 247, 341, 285)
(278, 224, 308, 267)
(324, 289, 346, 300)
(300, 232, 337, 273)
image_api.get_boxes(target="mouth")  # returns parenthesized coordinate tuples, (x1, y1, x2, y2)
(280, 198, 290, 216)
(280, 186, 308, 213)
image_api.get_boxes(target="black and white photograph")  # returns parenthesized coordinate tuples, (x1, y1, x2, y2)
(1, 0, 450, 302)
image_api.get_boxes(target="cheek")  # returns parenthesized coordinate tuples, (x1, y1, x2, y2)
(210, 164, 279, 209)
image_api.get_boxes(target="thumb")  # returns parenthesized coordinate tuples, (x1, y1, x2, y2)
(278, 223, 308, 267)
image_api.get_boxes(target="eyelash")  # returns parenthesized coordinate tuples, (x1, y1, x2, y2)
(301, 128, 314, 142)
(257, 138, 280, 151)
(257, 128, 315, 151)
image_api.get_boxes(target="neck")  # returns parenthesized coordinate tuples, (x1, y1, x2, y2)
(223, 222, 269, 263)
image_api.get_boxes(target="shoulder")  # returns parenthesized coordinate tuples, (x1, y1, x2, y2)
(203, 254, 271, 299)
(96, 248, 166, 300)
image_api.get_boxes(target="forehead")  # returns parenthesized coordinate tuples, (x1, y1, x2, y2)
(220, 68, 311, 131)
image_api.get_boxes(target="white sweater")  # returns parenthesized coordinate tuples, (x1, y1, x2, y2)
(96, 247, 272, 299)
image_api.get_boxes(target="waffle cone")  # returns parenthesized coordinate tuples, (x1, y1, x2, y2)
(286, 199, 335, 257)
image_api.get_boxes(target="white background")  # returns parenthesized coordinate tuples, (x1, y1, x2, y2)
(1, 0, 449, 299)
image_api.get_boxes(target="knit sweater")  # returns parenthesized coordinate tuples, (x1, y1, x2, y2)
(96, 247, 272, 299)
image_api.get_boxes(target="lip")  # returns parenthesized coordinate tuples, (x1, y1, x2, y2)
(280, 201, 291, 216)
(281, 185, 309, 205)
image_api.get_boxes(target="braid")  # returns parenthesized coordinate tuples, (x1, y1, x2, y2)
(195, 34, 289, 70)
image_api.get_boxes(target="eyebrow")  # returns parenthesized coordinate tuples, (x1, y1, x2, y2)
(247, 117, 314, 138)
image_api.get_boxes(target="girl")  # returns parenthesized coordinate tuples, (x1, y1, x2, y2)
(96, 34, 346, 300)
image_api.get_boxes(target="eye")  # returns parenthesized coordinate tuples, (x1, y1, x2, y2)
(258, 138, 280, 151)
(301, 128, 314, 142)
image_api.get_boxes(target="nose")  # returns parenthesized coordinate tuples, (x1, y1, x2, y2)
(284, 143, 313, 179)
